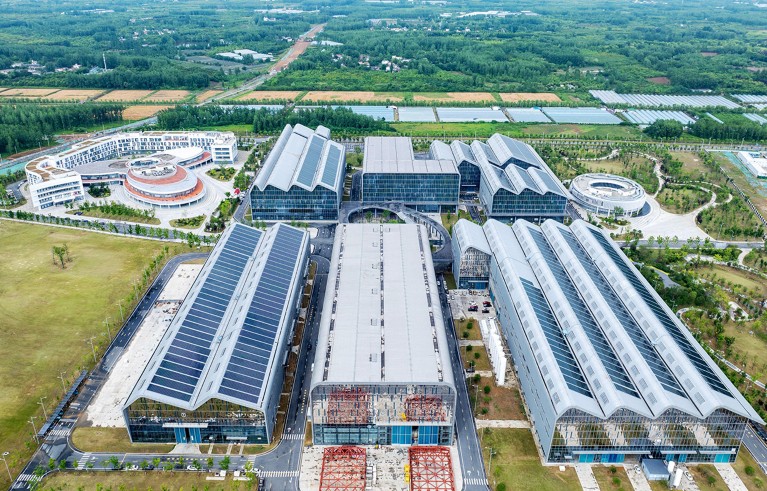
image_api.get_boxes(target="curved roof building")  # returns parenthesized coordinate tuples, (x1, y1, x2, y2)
(250, 124, 345, 221)
(452, 218, 761, 463)
(570, 173, 646, 217)
(123, 223, 310, 444)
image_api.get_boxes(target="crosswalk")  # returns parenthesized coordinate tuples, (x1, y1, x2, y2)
(14, 473, 41, 488)
(464, 477, 488, 486)
(258, 470, 299, 478)
(77, 453, 94, 470)
(282, 433, 303, 440)
(46, 427, 71, 439)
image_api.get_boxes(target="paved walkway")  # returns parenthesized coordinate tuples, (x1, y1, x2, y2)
(170, 443, 201, 455)
(475, 420, 531, 429)
(458, 340, 485, 347)
(715, 464, 749, 491)
(626, 466, 652, 491)
(575, 465, 599, 491)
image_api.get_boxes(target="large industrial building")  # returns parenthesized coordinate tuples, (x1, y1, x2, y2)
(453, 218, 761, 463)
(25, 131, 237, 209)
(250, 124, 345, 221)
(451, 219, 491, 290)
(361, 137, 460, 212)
(310, 223, 456, 445)
(123, 222, 309, 444)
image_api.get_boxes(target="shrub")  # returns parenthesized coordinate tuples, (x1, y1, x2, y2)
(746, 466, 756, 476)
(474, 352, 481, 359)
(612, 477, 621, 487)
(466, 345, 473, 351)
(483, 385, 491, 394)
(496, 484, 506, 491)
(609, 465, 617, 474)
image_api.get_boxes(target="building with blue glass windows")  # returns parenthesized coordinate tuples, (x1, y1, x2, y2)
(361, 137, 459, 212)
(309, 223, 456, 446)
(452, 218, 762, 464)
(250, 124, 345, 221)
(473, 134, 568, 222)
(451, 219, 491, 290)
(123, 222, 309, 444)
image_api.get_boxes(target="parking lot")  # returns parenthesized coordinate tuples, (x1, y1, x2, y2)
(448, 289, 496, 323)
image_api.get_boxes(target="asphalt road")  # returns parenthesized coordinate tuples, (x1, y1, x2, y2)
(743, 425, 767, 469)
(438, 275, 489, 490)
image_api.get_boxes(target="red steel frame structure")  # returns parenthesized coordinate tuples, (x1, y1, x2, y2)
(319, 446, 367, 491)
(409, 446, 455, 491)
(405, 394, 446, 422)
(327, 388, 371, 424)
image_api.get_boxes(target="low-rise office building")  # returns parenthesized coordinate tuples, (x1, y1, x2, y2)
(451, 219, 491, 289)
(250, 124, 345, 221)
(361, 137, 459, 212)
(310, 223, 456, 445)
(25, 131, 236, 209)
(569, 173, 646, 217)
(453, 218, 762, 463)
(123, 223, 309, 444)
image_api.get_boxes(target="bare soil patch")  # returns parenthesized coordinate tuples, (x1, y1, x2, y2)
(647, 76, 672, 85)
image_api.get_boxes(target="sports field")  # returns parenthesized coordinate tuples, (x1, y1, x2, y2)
(0, 221, 181, 489)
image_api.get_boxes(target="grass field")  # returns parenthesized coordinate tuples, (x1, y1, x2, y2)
(671, 151, 709, 175)
(40, 471, 255, 491)
(71, 427, 172, 454)
(237, 90, 302, 101)
(592, 465, 632, 491)
(303, 90, 405, 103)
(732, 446, 767, 491)
(473, 376, 526, 421)
(481, 429, 581, 491)
(66, 209, 161, 225)
(122, 105, 172, 120)
(709, 264, 767, 295)
(690, 464, 727, 490)
(656, 186, 712, 214)
(0, 221, 181, 489)
(412, 91, 495, 103)
(390, 121, 644, 139)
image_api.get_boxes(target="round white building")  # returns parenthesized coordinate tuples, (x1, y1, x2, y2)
(569, 173, 646, 217)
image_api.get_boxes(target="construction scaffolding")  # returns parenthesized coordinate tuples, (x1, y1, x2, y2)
(319, 446, 367, 491)
(409, 447, 455, 491)
(327, 388, 371, 424)
(405, 394, 446, 422)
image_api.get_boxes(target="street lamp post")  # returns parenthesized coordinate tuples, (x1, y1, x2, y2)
(28, 418, 39, 444)
(103, 317, 112, 342)
(0, 452, 11, 481)
(87, 337, 98, 363)
(38, 397, 47, 420)
(485, 446, 496, 484)
(57, 371, 67, 391)
(117, 300, 124, 322)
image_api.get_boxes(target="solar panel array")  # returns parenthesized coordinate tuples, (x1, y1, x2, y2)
(147, 226, 263, 402)
(398, 107, 437, 122)
(321, 144, 343, 187)
(624, 110, 695, 126)
(590, 90, 740, 109)
(542, 107, 622, 125)
(561, 229, 687, 398)
(520, 277, 593, 398)
(528, 229, 640, 398)
(744, 114, 767, 125)
(219, 226, 306, 405)
(588, 229, 733, 398)
(506, 108, 552, 123)
(436, 107, 508, 122)
(295, 134, 326, 187)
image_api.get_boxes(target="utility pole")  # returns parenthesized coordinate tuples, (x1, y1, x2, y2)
(117, 300, 124, 322)
(0, 452, 11, 481)
(57, 371, 67, 391)
(103, 317, 112, 342)
(38, 397, 47, 420)
(87, 337, 98, 363)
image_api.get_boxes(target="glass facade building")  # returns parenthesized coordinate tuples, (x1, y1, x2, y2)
(456, 218, 761, 464)
(451, 219, 492, 289)
(250, 124, 345, 221)
(123, 223, 310, 444)
(310, 224, 457, 446)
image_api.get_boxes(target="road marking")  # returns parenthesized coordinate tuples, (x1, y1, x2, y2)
(464, 477, 488, 485)
(258, 470, 299, 477)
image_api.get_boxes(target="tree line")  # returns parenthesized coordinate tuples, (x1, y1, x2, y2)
(0, 104, 123, 155)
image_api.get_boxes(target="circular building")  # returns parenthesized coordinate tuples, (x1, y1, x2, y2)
(569, 173, 645, 217)
(124, 156, 205, 208)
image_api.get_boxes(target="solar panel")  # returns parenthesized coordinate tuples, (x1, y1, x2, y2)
(587, 229, 733, 398)
(520, 277, 593, 398)
(219, 226, 306, 404)
(321, 144, 343, 187)
(295, 135, 326, 187)
(528, 229, 640, 398)
(147, 226, 263, 402)
(562, 229, 687, 398)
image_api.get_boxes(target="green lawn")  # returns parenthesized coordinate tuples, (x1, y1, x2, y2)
(70, 427, 172, 454)
(66, 209, 161, 225)
(40, 471, 256, 491)
(592, 465, 633, 491)
(482, 428, 581, 491)
(390, 122, 644, 140)
(732, 445, 767, 491)
(0, 221, 183, 489)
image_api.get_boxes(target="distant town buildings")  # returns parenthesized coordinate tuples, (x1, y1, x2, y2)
(738, 151, 767, 179)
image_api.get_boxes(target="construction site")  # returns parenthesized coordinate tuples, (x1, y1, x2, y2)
(299, 445, 459, 491)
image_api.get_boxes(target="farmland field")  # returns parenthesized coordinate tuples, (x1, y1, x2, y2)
(500, 92, 562, 103)
(302, 90, 404, 103)
(0, 221, 181, 489)
(0, 87, 59, 97)
(143, 90, 190, 102)
(44, 89, 105, 101)
(195, 90, 223, 102)
(122, 105, 172, 120)
(412, 91, 495, 103)
(237, 90, 302, 101)
(95, 90, 153, 102)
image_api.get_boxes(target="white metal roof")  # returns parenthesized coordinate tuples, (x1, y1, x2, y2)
(479, 218, 762, 422)
(453, 219, 491, 256)
(311, 224, 455, 388)
(253, 124, 345, 193)
(363, 136, 458, 174)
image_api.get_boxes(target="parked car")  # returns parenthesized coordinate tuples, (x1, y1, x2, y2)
(684, 470, 693, 481)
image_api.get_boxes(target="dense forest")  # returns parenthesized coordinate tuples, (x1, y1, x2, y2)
(156, 105, 392, 134)
(0, 104, 123, 155)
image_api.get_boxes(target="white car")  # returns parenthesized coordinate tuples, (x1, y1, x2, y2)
(684, 470, 693, 481)
(187, 465, 199, 471)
